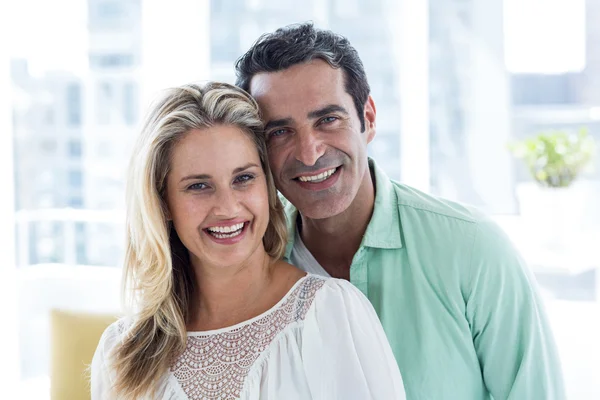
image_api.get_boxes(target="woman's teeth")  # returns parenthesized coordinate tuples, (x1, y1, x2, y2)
(207, 223, 244, 238)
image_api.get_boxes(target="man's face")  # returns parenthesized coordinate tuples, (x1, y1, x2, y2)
(249, 59, 376, 219)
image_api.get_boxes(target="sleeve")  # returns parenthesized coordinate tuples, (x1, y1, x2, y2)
(302, 278, 406, 400)
(465, 217, 566, 400)
(91, 322, 120, 400)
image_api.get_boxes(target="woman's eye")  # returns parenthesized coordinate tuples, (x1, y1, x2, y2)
(234, 174, 255, 184)
(187, 182, 207, 191)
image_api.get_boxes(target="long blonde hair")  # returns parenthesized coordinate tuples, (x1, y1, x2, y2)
(113, 82, 287, 398)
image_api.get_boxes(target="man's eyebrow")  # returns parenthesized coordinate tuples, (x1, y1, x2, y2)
(307, 104, 349, 119)
(264, 117, 293, 132)
(263, 105, 348, 131)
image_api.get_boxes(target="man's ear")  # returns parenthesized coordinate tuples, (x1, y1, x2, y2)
(364, 95, 376, 143)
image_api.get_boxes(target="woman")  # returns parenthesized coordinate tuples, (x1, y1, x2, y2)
(91, 82, 405, 399)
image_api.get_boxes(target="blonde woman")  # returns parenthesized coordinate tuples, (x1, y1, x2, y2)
(90, 82, 405, 399)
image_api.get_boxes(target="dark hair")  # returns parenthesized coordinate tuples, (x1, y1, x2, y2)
(235, 22, 371, 132)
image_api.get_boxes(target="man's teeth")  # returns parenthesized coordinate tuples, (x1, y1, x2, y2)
(207, 223, 245, 238)
(298, 168, 337, 183)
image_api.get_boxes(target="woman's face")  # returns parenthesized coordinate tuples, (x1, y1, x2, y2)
(165, 124, 270, 270)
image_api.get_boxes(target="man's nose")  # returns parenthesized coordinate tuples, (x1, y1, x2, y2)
(294, 130, 325, 167)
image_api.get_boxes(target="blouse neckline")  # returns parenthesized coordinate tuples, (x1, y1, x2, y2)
(186, 273, 310, 336)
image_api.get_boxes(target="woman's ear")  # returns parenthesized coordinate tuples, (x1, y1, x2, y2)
(163, 202, 173, 221)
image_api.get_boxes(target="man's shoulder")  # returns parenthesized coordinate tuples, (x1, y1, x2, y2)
(388, 179, 484, 224)
(388, 179, 513, 253)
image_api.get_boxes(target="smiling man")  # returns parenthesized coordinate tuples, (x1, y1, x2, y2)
(235, 23, 565, 399)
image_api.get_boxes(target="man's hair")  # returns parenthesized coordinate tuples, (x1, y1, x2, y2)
(235, 22, 371, 132)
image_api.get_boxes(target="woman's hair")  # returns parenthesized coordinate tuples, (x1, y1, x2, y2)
(112, 82, 287, 398)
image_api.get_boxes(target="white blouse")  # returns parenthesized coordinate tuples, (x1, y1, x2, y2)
(91, 274, 406, 399)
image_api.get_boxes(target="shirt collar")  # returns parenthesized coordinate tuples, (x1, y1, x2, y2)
(362, 158, 403, 249)
(283, 158, 403, 260)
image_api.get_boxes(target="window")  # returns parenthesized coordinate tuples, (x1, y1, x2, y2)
(65, 83, 82, 126)
(89, 54, 134, 69)
(68, 170, 83, 187)
(89, 0, 132, 30)
(122, 82, 137, 125)
(511, 74, 580, 105)
(68, 139, 82, 158)
(97, 81, 113, 124)
(98, 1, 124, 19)
(75, 222, 88, 264)
(69, 196, 83, 208)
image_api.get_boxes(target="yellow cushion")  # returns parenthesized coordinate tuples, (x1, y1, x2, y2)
(50, 309, 118, 400)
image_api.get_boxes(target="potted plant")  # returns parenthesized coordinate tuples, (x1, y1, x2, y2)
(508, 128, 596, 247)
(509, 128, 596, 188)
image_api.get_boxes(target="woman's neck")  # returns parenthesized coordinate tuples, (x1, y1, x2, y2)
(187, 249, 275, 331)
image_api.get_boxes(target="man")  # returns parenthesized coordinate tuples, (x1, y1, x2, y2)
(235, 23, 565, 399)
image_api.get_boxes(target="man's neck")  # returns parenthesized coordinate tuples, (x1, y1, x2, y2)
(299, 166, 375, 280)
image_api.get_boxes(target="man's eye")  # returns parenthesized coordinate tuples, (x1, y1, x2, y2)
(322, 116, 338, 123)
(269, 128, 288, 138)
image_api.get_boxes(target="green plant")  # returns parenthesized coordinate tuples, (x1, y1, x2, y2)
(508, 128, 596, 188)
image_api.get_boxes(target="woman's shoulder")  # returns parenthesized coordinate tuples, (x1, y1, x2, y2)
(97, 316, 133, 355)
(295, 274, 368, 315)
(296, 273, 365, 294)
(298, 274, 381, 328)
(303, 274, 365, 298)
(275, 261, 360, 300)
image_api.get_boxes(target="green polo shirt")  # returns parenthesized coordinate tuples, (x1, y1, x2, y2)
(283, 159, 565, 400)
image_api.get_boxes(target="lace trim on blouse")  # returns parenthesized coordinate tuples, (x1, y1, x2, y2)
(170, 275, 325, 400)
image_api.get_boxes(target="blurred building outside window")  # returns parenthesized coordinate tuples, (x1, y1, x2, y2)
(2, 0, 599, 398)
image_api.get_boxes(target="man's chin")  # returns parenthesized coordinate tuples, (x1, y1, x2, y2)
(293, 198, 350, 221)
